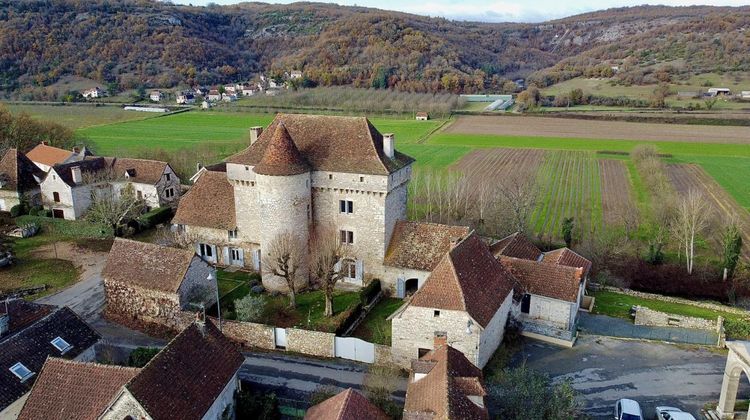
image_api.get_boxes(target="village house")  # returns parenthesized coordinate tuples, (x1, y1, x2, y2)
(173, 114, 421, 292)
(19, 321, 244, 420)
(103, 238, 216, 328)
(241, 84, 256, 96)
(304, 388, 388, 420)
(403, 332, 489, 420)
(223, 85, 237, 95)
(149, 90, 164, 102)
(415, 112, 429, 121)
(0, 300, 100, 419)
(290, 70, 303, 79)
(25, 142, 90, 172)
(82, 87, 104, 99)
(207, 89, 222, 102)
(222, 92, 238, 102)
(177, 92, 196, 104)
(0, 149, 45, 211)
(39, 156, 180, 220)
(390, 233, 515, 368)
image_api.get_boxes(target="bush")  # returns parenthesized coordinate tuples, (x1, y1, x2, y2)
(28, 205, 43, 216)
(137, 206, 173, 229)
(360, 279, 381, 305)
(9, 204, 27, 218)
(235, 295, 266, 322)
(725, 318, 750, 340)
(236, 388, 280, 420)
(128, 347, 160, 367)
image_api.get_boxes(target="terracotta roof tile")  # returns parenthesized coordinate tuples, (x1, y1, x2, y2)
(0, 148, 44, 192)
(46, 157, 109, 186)
(409, 233, 515, 327)
(498, 256, 584, 302)
(109, 157, 170, 185)
(226, 114, 414, 175)
(489, 232, 542, 261)
(102, 238, 196, 294)
(0, 299, 53, 338)
(25, 143, 75, 167)
(173, 170, 236, 230)
(305, 388, 389, 420)
(17, 358, 139, 420)
(384, 221, 470, 271)
(254, 123, 310, 176)
(542, 248, 592, 275)
(404, 341, 488, 420)
(126, 321, 244, 420)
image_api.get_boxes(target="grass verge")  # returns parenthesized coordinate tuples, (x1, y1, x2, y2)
(351, 297, 403, 345)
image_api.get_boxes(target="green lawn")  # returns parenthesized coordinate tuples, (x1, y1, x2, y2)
(262, 290, 360, 332)
(5, 103, 151, 129)
(351, 297, 403, 345)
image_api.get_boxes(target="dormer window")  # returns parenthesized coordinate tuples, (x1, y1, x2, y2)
(51, 336, 72, 354)
(9, 362, 34, 382)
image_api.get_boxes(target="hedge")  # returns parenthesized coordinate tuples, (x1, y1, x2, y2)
(137, 206, 173, 229)
(15, 215, 113, 238)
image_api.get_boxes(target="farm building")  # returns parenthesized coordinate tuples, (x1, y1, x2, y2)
(707, 87, 732, 96)
(415, 112, 429, 121)
(741, 91, 750, 99)
(207, 89, 221, 101)
(82, 87, 104, 99)
(290, 70, 303, 79)
(26, 142, 90, 172)
(149, 91, 163, 102)
(176, 92, 195, 104)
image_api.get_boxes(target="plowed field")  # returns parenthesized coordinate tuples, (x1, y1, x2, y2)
(599, 159, 637, 225)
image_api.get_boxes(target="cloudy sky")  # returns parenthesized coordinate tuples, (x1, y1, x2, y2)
(170, 0, 748, 22)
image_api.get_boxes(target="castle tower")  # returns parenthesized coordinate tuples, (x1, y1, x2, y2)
(254, 123, 311, 292)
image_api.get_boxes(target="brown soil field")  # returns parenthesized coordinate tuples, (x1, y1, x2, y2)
(599, 159, 637, 225)
(452, 148, 544, 190)
(666, 163, 750, 259)
(447, 115, 750, 144)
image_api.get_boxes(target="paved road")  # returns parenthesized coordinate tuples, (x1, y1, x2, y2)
(579, 312, 720, 346)
(513, 335, 733, 419)
(240, 352, 407, 410)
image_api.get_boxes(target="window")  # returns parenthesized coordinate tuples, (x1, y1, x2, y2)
(328, 174, 333, 180)
(359, 176, 364, 182)
(165, 187, 175, 198)
(199, 243, 213, 258)
(53, 192, 60, 203)
(250, 181, 255, 187)
(230, 248, 242, 262)
(228, 229, 237, 240)
(342, 259, 356, 279)
(136, 190, 143, 200)
(9, 363, 34, 382)
(340, 230, 354, 245)
(51, 336, 72, 354)
(339, 200, 353, 214)
(521, 294, 531, 314)
(245, 166, 249, 171)
(165, 173, 171, 181)
(433, 310, 440, 317)
(418, 348, 430, 358)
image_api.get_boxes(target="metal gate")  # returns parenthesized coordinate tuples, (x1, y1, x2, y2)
(274, 328, 287, 349)
(335, 337, 375, 363)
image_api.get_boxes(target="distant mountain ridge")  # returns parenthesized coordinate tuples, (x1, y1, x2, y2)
(1, 1, 749, 96)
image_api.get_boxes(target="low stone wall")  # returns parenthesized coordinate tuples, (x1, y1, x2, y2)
(286, 328, 335, 358)
(220, 319, 275, 350)
(634, 306, 722, 332)
(374, 344, 397, 367)
(594, 284, 749, 316)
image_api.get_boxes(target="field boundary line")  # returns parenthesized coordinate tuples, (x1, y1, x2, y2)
(417, 118, 454, 144)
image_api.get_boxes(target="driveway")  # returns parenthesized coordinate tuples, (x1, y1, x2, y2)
(240, 352, 407, 410)
(512, 335, 733, 419)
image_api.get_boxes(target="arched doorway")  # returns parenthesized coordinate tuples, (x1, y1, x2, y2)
(717, 342, 750, 418)
(405, 278, 419, 296)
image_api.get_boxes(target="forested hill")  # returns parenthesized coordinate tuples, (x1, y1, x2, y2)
(2, 1, 750, 96)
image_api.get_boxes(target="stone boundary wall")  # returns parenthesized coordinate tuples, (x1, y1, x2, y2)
(286, 328, 335, 358)
(374, 344, 397, 367)
(594, 284, 750, 317)
(634, 306, 722, 332)
(219, 319, 276, 350)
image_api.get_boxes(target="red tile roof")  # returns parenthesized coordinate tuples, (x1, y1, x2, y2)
(126, 321, 244, 420)
(26, 143, 74, 167)
(226, 114, 414, 175)
(173, 169, 236, 230)
(305, 388, 389, 420)
(404, 340, 488, 420)
(0, 299, 53, 338)
(17, 358, 139, 420)
(542, 247, 592, 275)
(108, 157, 170, 185)
(0, 148, 44, 192)
(102, 238, 197, 293)
(254, 123, 310, 176)
(384, 221, 470, 271)
(498, 256, 584, 302)
(489, 232, 542, 261)
(410, 233, 515, 327)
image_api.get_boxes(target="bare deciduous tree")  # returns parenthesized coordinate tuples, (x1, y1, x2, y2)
(263, 230, 306, 308)
(310, 226, 353, 317)
(495, 172, 538, 236)
(86, 183, 145, 235)
(672, 190, 710, 274)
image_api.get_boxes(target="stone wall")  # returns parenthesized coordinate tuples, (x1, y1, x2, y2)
(596, 284, 748, 316)
(286, 328, 335, 358)
(104, 280, 185, 329)
(0, 189, 22, 211)
(219, 319, 276, 350)
(477, 292, 513, 368)
(634, 306, 722, 331)
(374, 344, 397, 367)
(521, 294, 575, 330)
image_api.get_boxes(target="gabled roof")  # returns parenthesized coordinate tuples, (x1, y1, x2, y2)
(384, 221, 471, 272)
(542, 247, 592, 276)
(404, 340, 488, 420)
(489, 232, 542, 261)
(304, 388, 389, 420)
(0, 300, 53, 338)
(498, 256, 584, 303)
(0, 307, 100, 412)
(108, 157, 170, 185)
(173, 170, 236, 230)
(17, 358, 139, 420)
(25, 143, 75, 167)
(46, 157, 108, 187)
(125, 321, 244, 420)
(409, 233, 515, 327)
(254, 123, 310, 176)
(102, 238, 197, 294)
(0, 148, 44, 192)
(226, 114, 414, 175)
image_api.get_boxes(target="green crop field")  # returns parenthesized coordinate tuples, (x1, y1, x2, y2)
(5, 103, 151, 129)
(673, 155, 750, 211)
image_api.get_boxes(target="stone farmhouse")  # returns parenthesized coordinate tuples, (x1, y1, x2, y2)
(174, 113, 420, 291)
(0, 300, 100, 419)
(304, 388, 388, 420)
(82, 87, 104, 99)
(19, 321, 244, 420)
(39, 156, 180, 220)
(26, 142, 90, 172)
(0, 149, 45, 211)
(103, 238, 216, 328)
(391, 233, 515, 368)
(403, 332, 489, 420)
(492, 232, 591, 345)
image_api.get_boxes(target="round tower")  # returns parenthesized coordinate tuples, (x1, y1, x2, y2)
(254, 123, 311, 292)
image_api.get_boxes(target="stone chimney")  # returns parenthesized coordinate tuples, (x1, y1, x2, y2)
(72, 146, 80, 154)
(449, 236, 463, 249)
(383, 133, 395, 159)
(250, 126, 263, 144)
(196, 162, 203, 172)
(71, 166, 82, 184)
(434, 331, 447, 349)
